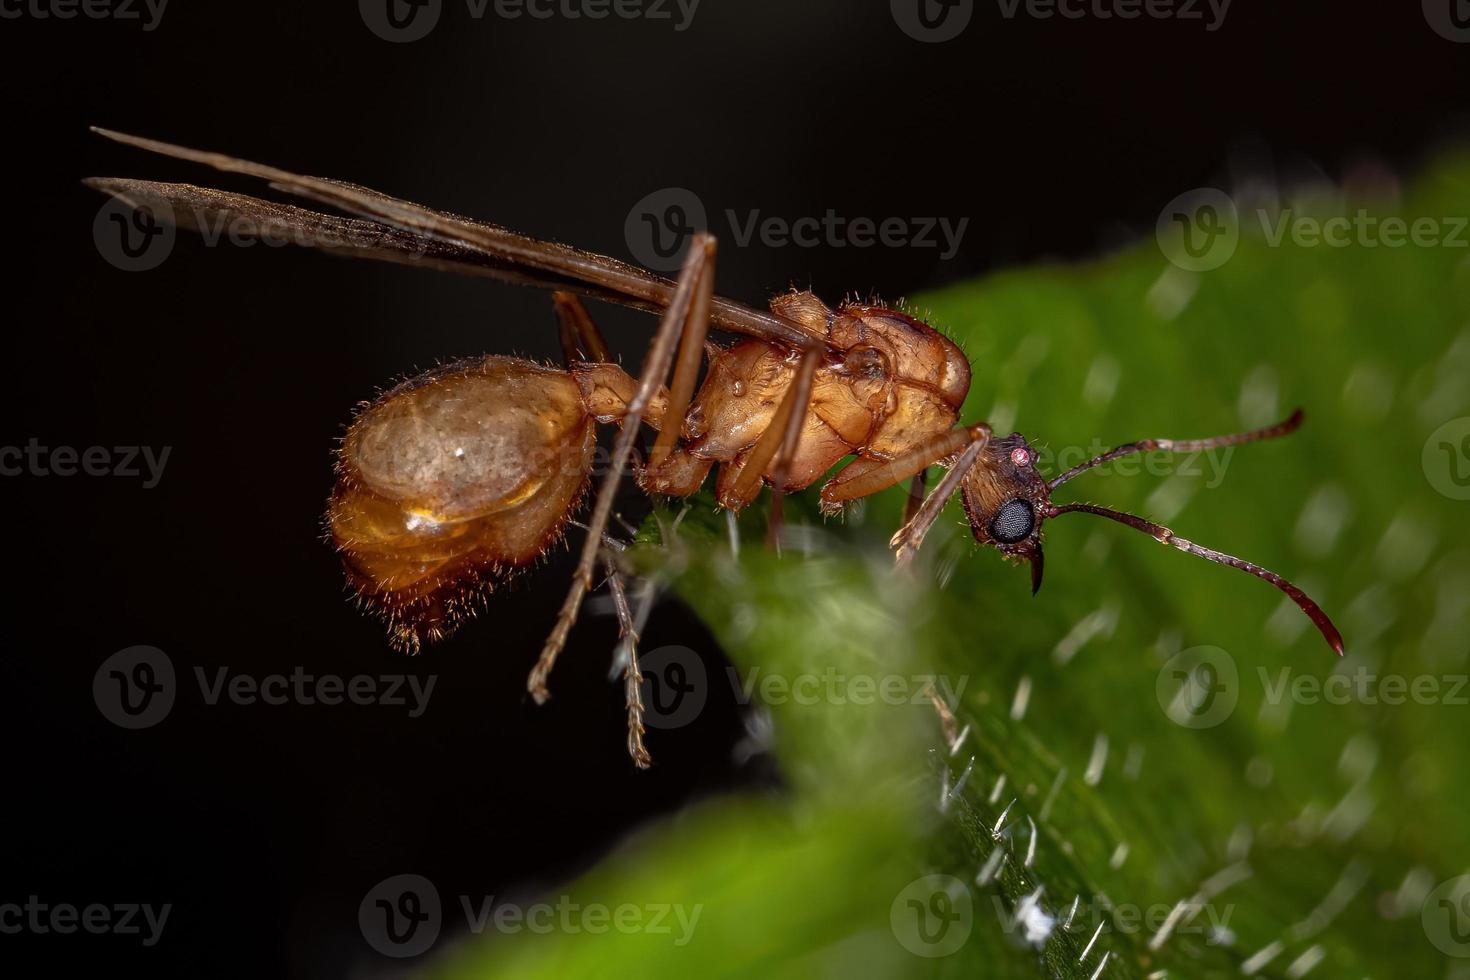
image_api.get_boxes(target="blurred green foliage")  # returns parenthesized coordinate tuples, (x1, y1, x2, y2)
(435, 158, 1470, 979)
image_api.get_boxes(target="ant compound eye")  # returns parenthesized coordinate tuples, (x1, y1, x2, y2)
(989, 498, 1034, 544)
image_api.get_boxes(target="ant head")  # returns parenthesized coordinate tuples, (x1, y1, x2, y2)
(955, 411, 1345, 657)
(959, 433, 1053, 594)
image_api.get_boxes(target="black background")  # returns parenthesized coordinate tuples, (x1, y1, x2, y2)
(3, 0, 1468, 975)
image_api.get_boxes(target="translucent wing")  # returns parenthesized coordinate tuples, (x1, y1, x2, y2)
(86, 128, 823, 349)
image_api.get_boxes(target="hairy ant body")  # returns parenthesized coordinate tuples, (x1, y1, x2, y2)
(88, 129, 1343, 766)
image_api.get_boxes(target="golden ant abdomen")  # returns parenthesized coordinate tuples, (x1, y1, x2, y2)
(328, 356, 595, 652)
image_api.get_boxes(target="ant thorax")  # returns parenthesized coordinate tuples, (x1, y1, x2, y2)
(768, 290, 972, 459)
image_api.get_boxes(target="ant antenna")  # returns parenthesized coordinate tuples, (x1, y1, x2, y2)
(1042, 501, 1343, 655)
(1041, 408, 1343, 655)
(1048, 409, 1304, 490)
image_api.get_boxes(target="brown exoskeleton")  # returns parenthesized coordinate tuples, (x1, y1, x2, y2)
(86, 129, 1344, 767)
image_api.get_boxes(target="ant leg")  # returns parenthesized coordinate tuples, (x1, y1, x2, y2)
(765, 492, 785, 552)
(922, 680, 959, 747)
(571, 360, 712, 493)
(891, 426, 994, 569)
(603, 554, 652, 768)
(648, 265, 715, 469)
(553, 291, 611, 365)
(903, 468, 929, 526)
(758, 345, 822, 550)
(819, 424, 989, 512)
(724, 346, 822, 512)
(642, 449, 712, 496)
(766, 348, 821, 551)
(529, 235, 716, 704)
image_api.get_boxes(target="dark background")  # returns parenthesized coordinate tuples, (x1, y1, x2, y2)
(2, 0, 1468, 975)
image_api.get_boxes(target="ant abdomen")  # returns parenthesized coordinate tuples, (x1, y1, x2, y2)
(327, 356, 595, 652)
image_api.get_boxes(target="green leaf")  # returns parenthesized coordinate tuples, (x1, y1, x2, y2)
(435, 158, 1470, 979)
